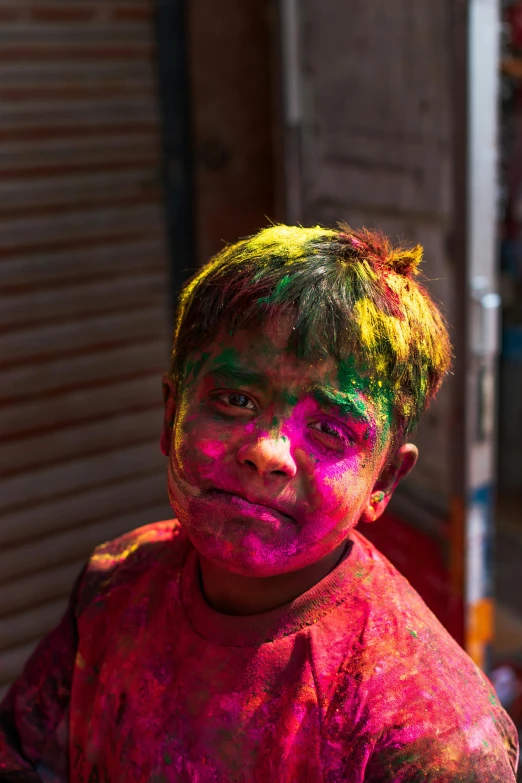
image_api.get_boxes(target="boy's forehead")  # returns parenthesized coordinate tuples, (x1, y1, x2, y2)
(193, 322, 337, 386)
(187, 321, 389, 406)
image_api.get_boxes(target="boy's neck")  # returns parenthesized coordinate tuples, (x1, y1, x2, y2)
(197, 541, 349, 616)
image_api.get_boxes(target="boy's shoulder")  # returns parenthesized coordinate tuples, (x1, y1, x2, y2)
(76, 518, 188, 613)
(348, 528, 449, 631)
(335, 529, 488, 700)
(347, 529, 468, 662)
(91, 518, 184, 561)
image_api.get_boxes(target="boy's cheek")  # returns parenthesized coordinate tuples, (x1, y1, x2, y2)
(174, 437, 225, 477)
(307, 479, 348, 519)
(173, 424, 239, 486)
(176, 413, 226, 454)
(197, 438, 229, 460)
(293, 445, 317, 473)
(314, 462, 367, 513)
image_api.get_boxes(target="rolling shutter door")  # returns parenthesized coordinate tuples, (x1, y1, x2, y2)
(0, 0, 172, 699)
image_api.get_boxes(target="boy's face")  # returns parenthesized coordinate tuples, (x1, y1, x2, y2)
(162, 318, 417, 578)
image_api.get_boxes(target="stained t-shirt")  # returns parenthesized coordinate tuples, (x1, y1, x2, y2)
(0, 520, 518, 782)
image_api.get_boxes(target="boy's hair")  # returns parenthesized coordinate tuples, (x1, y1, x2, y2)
(169, 224, 452, 437)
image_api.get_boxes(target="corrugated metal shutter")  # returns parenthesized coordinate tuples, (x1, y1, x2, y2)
(0, 1, 172, 699)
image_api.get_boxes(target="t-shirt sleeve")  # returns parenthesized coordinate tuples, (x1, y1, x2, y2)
(364, 686, 519, 782)
(0, 566, 86, 783)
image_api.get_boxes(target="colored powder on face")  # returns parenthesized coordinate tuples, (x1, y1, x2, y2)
(212, 347, 240, 372)
(185, 352, 211, 384)
(283, 391, 299, 407)
(198, 440, 228, 459)
(336, 355, 393, 443)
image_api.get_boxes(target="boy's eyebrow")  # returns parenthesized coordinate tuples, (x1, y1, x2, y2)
(205, 363, 268, 388)
(311, 386, 374, 426)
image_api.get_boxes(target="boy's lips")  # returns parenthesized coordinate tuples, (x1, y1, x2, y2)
(208, 488, 296, 524)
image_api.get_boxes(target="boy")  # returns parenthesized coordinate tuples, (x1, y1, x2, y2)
(0, 224, 518, 782)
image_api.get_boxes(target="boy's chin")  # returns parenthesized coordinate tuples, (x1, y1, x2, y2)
(171, 494, 353, 579)
(180, 516, 304, 578)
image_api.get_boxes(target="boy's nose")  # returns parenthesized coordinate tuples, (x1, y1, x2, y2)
(237, 437, 297, 478)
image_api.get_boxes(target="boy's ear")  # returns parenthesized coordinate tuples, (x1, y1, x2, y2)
(160, 374, 177, 457)
(360, 443, 418, 524)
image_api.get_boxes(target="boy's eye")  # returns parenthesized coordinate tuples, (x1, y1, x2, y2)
(217, 392, 256, 410)
(309, 420, 353, 445)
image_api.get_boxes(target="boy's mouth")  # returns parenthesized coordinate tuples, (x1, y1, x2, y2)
(209, 489, 296, 525)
